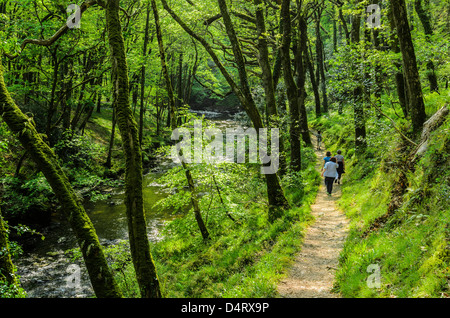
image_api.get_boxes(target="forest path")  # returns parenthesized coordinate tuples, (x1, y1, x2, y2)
(277, 136, 349, 298)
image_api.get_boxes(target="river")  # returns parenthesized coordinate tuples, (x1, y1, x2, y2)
(14, 110, 239, 298)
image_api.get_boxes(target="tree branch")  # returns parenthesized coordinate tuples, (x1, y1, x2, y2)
(160, 0, 243, 103)
(193, 75, 233, 98)
(20, 1, 99, 51)
(370, 100, 418, 147)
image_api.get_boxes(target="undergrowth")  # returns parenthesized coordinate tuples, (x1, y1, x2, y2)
(101, 151, 320, 298)
(311, 96, 450, 298)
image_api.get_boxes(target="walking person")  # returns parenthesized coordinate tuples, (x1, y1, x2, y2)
(311, 130, 323, 150)
(335, 150, 345, 184)
(321, 157, 339, 196)
(322, 151, 332, 170)
(316, 131, 322, 150)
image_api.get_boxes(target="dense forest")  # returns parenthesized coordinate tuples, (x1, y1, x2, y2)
(0, 0, 449, 300)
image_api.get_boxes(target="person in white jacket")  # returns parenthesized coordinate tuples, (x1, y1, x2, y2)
(321, 157, 339, 196)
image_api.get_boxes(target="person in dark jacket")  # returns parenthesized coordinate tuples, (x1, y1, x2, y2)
(335, 150, 345, 184)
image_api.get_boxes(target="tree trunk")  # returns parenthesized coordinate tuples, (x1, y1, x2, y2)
(315, 12, 328, 113)
(354, 85, 367, 154)
(62, 59, 73, 131)
(338, 8, 350, 44)
(306, 44, 321, 117)
(254, 0, 277, 125)
(391, 0, 427, 135)
(79, 98, 95, 135)
(176, 52, 183, 111)
(105, 106, 116, 169)
(105, 0, 161, 298)
(0, 56, 122, 298)
(0, 206, 18, 287)
(281, 0, 302, 172)
(216, 0, 263, 128)
(296, 14, 312, 146)
(350, 8, 367, 156)
(96, 75, 102, 113)
(253, 0, 287, 174)
(151, 0, 176, 131)
(414, 0, 439, 93)
(388, 1, 408, 117)
(182, 161, 210, 240)
(333, 12, 337, 52)
(152, 1, 210, 239)
(47, 55, 59, 139)
(139, 3, 151, 146)
(372, 27, 383, 109)
(217, 0, 290, 219)
(163, 0, 290, 221)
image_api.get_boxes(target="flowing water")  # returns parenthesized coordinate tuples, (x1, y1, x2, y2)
(15, 110, 239, 298)
(15, 170, 179, 298)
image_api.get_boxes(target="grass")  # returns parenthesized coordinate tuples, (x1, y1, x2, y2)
(152, 205, 315, 298)
(329, 104, 450, 298)
(101, 150, 321, 298)
(86, 107, 119, 147)
(55, 105, 321, 298)
(306, 90, 450, 298)
(152, 160, 320, 298)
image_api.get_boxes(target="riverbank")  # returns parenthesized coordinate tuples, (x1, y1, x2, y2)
(150, 159, 320, 298)
(10, 108, 322, 298)
(14, 169, 175, 298)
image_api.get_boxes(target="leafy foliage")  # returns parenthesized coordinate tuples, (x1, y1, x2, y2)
(1, 173, 54, 219)
(0, 0, 449, 299)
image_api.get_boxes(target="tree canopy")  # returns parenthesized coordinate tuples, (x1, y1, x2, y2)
(0, 0, 449, 300)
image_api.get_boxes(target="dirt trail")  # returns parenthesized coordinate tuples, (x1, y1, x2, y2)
(277, 140, 349, 298)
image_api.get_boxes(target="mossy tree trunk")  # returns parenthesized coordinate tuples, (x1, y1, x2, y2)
(387, 2, 409, 118)
(216, 0, 263, 129)
(139, 3, 151, 145)
(391, 0, 427, 135)
(253, 0, 287, 174)
(253, 0, 290, 221)
(280, 0, 302, 172)
(0, 206, 17, 287)
(315, 9, 328, 114)
(181, 161, 210, 240)
(350, 8, 367, 156)
(105, 0, 161, 298)
(105, 105, 116, 169)
(217, 0, 290, 221)
(151, 0, 209, 240)
(151, 0, 176, 131)
(254, 0, 278, 128)
(0, 56, 122, 298)
(162, 0, 290, 222)
(414, 0, 439, 93)
(306, 44, 322, 117)
(296, 12, 312, 146)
